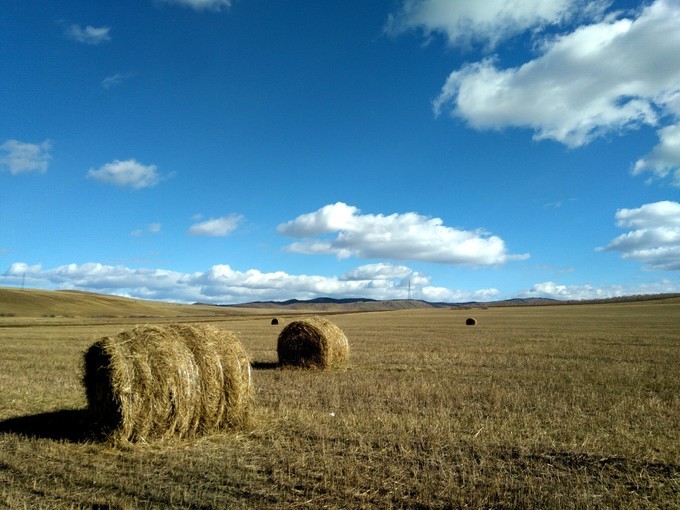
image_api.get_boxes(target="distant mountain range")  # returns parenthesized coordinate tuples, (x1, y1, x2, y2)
(220, 293, 680, 311)
(222, 296, 561, 311)
(1, 287, 677, 319)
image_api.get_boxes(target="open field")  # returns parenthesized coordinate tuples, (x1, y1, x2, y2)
(1, 292, 679, 508)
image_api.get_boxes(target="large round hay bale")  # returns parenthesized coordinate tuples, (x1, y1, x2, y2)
(466, 317, 477, 326)
(277, 316, 349, 369)
(271, 318, 279, 325)
(83, 323, 252, 443)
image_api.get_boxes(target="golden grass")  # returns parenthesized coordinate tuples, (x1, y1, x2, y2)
(0, 287, 257, 318)
(1, 299, 679, 508)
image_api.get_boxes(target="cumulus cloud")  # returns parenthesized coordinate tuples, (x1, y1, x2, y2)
(0, 139, 51, 175)
(433, 0, 680, 148)
(523, 281, 622, 300)
(386, 0, 606, 48)
(600, 201, 680, 270)
(340, 263, 414, 281)
(522, 279, 680, 300)
(188, 215, 243, 237)
(277, 202, 528, 266)
(158, 0, 231, 11)
(1, 261, 450, 304)
(65, 24, 111, 45)
(87, 159, 161, 189)
(4, 261, 678, 304)
(633, 123, 680, 187)
(420, 285, 501, 303)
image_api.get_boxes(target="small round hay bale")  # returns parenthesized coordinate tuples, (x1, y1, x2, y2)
(277, 316, 349, 369)
(83, 323, 252, 444)
(271, 318, 279, 325)
(465, 317, 477, 326)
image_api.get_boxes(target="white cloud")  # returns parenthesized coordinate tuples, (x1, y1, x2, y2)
(612, 200, 680, 229)
(523, 281, 619, 300)
(600, 201, 680, 270)
(4, 261, 678, 304)
(102, 73, 129, 89)
(188, 215, 243, 237)
(159, 0, 231, 11)
(0, 139, 51, 175)
(131, 223, 162, 237)
(633, 123, 680, 187)
(277, 202, 528, 266)
(340, 263, 414, 281)
(521, 279, 680, 300)
(0, 261, 446, 304)
(4, 262, 42, 276)
(386, 0, 606, 48)
(87, 159, 161, 189)
(65, 24, 111, 45)
(421, 286, 501, 303)
(433, 1, 680, 148)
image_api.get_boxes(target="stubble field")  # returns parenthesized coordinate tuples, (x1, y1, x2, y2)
(1, 298, 679, 508)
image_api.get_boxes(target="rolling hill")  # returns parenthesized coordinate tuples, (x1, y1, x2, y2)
(1, 287, 678, 319)
(0, 288, 239, 318)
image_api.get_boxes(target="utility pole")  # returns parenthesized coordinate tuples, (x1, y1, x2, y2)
(408, 279, 411, 301)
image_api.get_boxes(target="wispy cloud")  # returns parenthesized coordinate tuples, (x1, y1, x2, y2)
(131, 223, 162, 238)
(278, 202, 529, 266)
(188, 215, 243, 237)
(386, 0, 607, 48)
(87, 159, 162, 189)
(65, 24, 111, 45)
(0, 139, 51, 175)
(158, 0, 231, 12)
(102, 73, 130, 89)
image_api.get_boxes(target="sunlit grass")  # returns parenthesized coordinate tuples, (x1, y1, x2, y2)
(1, 300, 679, 508)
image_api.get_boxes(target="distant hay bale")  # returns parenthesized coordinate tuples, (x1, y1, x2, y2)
(83, 323, 252, 444)
(271, 318, 279, 325)
(277, 316, 349, 369)
(466, 317, 477, 326)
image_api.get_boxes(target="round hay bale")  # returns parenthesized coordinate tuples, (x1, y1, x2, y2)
(271, 318, 279, 325)
(82, 323, 252, 444)
(277, 316, 349, 369)
(465, 317, 477, 326)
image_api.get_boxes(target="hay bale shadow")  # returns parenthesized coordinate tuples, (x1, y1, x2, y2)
(0, 409, 91, 443)
(251, 361, 280, 370)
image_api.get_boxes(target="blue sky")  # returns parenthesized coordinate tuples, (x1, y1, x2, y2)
(1, 0, 679, 304)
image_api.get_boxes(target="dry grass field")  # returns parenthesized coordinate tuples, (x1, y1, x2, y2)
(0, 291, 678, 508)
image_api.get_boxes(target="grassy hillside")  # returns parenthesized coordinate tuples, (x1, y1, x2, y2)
(0, 287, 241, 318)
(4, 287, 678, 319)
